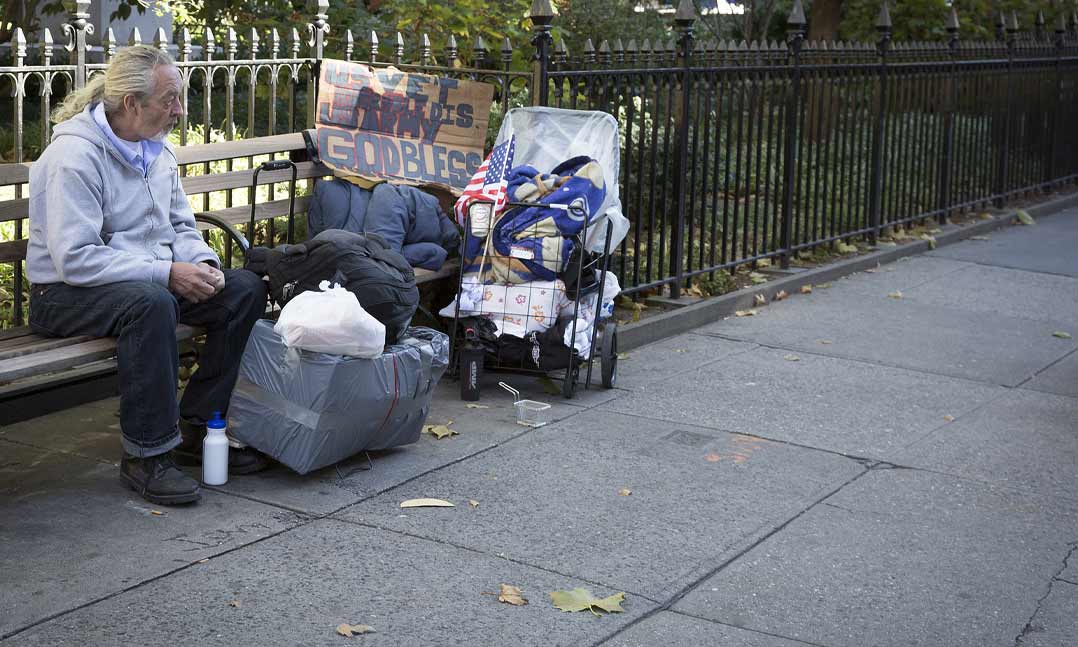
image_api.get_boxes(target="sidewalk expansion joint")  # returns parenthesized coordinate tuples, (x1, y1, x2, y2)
(589, 466, 872, 647)
(1014, 541, 1078, 647)
(325, 516, 661, 605)
(660, 610, 833, 647)
(0, 517, 317, 642)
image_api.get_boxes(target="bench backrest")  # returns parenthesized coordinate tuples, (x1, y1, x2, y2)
(0, 132, 331, 267)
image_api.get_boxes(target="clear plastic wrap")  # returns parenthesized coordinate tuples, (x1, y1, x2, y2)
(227, 320, 449, 474)
(495, 107, 629, 253)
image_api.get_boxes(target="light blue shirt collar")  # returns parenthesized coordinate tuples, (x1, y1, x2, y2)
(91, 102, 164, 176)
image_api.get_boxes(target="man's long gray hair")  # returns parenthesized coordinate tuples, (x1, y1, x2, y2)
(51, 45, 175, 123)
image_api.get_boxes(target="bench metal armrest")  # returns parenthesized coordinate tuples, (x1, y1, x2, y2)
(194, 212, 249, 253)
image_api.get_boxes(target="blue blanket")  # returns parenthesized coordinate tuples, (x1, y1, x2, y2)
(308, 180, 459, 271)
(462, 156, 606, 283)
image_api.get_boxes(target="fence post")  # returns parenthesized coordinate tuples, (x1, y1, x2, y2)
(1048, 17, 1065, 186)
(307, 0, 329, 127)
(994, 12, 1018, 207)
(937, 9, 959, 225)
(779, 0, 806, 269)
(866, 1, 891, 244)
(529, 0, 554, 106)
(62, 0, 92, 90)
(668, 0, 695, 300)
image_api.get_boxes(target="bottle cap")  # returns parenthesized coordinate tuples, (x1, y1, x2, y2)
(207, 411, 226, 430)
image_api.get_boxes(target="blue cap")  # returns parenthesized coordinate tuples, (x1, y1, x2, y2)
(207, 411, 226, 430)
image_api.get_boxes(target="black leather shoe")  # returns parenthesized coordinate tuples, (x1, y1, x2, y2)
(173, 418, 273, 475)
(120, 452, 201, 505)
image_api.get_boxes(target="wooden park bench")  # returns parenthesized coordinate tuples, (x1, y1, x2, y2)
(0, 132, 459, 419)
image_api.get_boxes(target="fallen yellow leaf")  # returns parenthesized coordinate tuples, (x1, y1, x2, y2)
(550, 588, 626, 616)
(754, 293, 767, 307)
(943, 415, 955, 422)
(197, 558, 209, 564)
(228, 600, 240, 608)
(150, 510, 165, 516)
(1016, 210, 1035, 225)
(774, 290, 789, 301)
(465, 403, 490, 409)
(799, 285, 813, 294)
(492, 584, 528, 606)
(816, 283, 832, 289)
(749, 272, 769, 285)
(616, 352, 632, 360)
(336, 623, 375, 637)
(735, 309, 757, 317)
(888, 291, 903, 299)
(836, 241, 858, 254)
(1052, 331, 1072, 339)
(618, 488, 632, 496)
(783, 354, 800, 362)
(920, 234, 937, 250)
(818, 339, 833, 345)
(468, 499, 480, 508)
(400, 498, 454, 508)
(422, 423, 458, 439)
(978, 212, 993, 220)
(705, 453, 722, 463)
(673, 348, 687, 354)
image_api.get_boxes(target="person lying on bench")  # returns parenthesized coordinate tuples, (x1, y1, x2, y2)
(26, 45, 270, 505)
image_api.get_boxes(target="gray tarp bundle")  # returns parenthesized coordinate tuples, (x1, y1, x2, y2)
(228, 320, 449, 474)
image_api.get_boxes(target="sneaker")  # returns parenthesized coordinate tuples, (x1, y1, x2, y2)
(120, 452, 201, 505)
(173, 418, 273, 475)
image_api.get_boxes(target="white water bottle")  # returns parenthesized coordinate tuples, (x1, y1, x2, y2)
(202, 411, 229, 485)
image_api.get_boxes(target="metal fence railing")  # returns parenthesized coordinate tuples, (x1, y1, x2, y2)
(3, 0, 1078, 327)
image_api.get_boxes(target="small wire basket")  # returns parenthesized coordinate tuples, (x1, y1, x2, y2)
(499, 382, 551, 428)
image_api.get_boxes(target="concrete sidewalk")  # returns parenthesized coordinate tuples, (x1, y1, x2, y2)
(2, 208, 1077, 646)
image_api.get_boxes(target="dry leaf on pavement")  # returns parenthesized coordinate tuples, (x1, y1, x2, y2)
(749, 272, 769, 285)
(888, 291, 903, 299)
(943, 415, 955, 422)
(1016, 210, 1035, 225)
(799, 285, 813, 294)
(783, 354, 800, 362)
(817, 282, 832, 288)
(491, 584, 529, 606)
(616, 352, 632, 360)
(774, 290, 788, 301)
(465, 403, 490, 409)
(978, 212, 994, 220)
(735, 309, 757, 317)
(920, 234, 937, 250)
(336, 623, 375, 637)
(549, 588, 626, 616)
(705, 453, 722, 463)
(618, 488, 632, 496)
(400, 498, 455, 508)
(818, 339, 833, 345)
(228, 600, 240, 608)
(754, 293, 767, 306)
(468, 499, 480, 508)
(422, 422, 457, 439)
(1052, 331, 1072, 339)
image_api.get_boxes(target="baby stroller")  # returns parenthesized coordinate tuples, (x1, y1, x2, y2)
(444, 107, 630, 400)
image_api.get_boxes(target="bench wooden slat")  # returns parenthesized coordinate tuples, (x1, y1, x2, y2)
(181, 161, 329, 195)
(0, 334, 98, 361)
(0, 326, 35, 342)
(0, 239, 28, 263)
(194, 196, 312, 229)
(0, 197, 28, 224)
(0, 162, 31, 187)
(0, 324, 201, 384)
(175, 133, 306, 166)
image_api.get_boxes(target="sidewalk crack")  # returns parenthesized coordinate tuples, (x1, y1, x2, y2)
(1014, 540, 1078, 646)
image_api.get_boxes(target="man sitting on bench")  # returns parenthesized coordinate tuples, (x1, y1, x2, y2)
(26, 45, 270, 505)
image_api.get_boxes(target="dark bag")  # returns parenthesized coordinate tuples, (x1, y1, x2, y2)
(246, 229, 419, 343)
(495, 319, 575, 371)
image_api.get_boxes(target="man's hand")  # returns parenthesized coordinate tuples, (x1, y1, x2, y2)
(169, 262, 218, 303)
(199, 262, 226, 293)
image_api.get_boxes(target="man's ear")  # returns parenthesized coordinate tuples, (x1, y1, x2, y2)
(122, 94, 139, 113)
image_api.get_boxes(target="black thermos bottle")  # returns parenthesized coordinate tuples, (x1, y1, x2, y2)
(460, 328, 483, 401)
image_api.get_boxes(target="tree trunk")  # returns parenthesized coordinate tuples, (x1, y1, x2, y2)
(805, 0, 843, 143)
(807, 0, 842, 42)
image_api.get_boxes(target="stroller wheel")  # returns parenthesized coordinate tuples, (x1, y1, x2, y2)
(562, 361, 579, 399)
(601, 324, 618, 389)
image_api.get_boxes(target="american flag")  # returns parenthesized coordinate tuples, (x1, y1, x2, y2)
(454, 135, 515, 226)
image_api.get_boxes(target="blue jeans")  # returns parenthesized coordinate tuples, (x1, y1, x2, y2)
(28, 269, 268, 457)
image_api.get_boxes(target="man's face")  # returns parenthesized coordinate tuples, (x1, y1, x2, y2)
(132, 64, 185, 141)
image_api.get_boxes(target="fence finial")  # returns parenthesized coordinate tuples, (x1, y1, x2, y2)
(598, 39, 611, 65)
(529, 0, 554, 22)
(369, 30, 379, 63)
(307, 0, 330, 58)
(154, 27, 169, 53)
(41, 27, 54, 65)
(555, 39, 568, 64)
(875, 2, 892, 32)
(946, 7, 959, 51)
(103, 27, 117, 61)
(996, 11, 1006, 41)
(474, 35, 488, 65)
(421, 33, 432, 64)
(13, 27, 27, 64)
(248, 27, 260, 57)
(1056, 14, 1067, 48)
(179, 27, 192, 61)
(674, 0, 696, 25)
(1035, 10, 1045, 41)
(270, 28, 281, 59)
(226, 27, 237, 60)
(1007, 11, 1019, 35)
(787, 0, 807, 32)
(501, 36, 514, 66)
(128, 27, 142, 46)
(204, 27, 216, 61)
(395, 32, 405, 65)
(583, 38, 596, 64)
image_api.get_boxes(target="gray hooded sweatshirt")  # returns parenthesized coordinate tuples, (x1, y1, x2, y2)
(26, 105, 219, 287)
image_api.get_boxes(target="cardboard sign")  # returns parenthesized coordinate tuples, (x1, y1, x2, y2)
(315, 59, 495, 190)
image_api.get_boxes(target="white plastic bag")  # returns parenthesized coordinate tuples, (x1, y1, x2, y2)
(273, 281, 385, 358)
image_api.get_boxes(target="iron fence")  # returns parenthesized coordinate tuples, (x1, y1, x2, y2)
(2, 0, 1078, 327)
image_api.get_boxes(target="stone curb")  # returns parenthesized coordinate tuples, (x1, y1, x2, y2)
(618, 191, 1078, 351)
